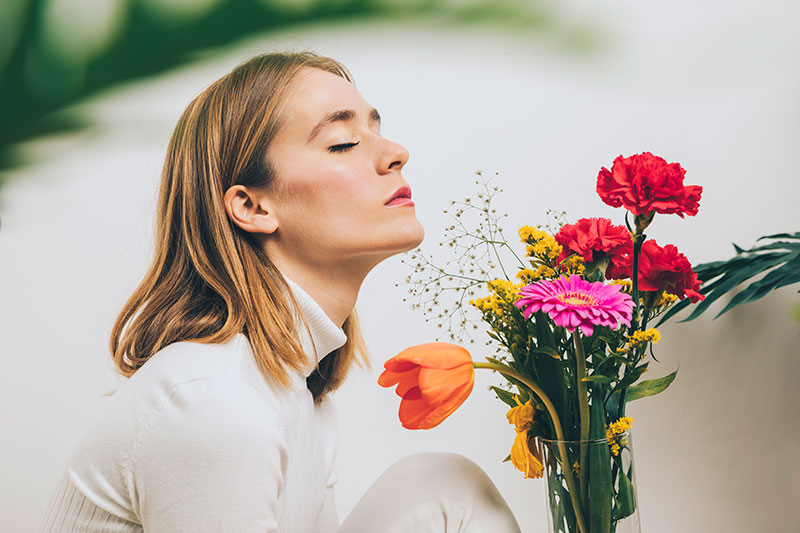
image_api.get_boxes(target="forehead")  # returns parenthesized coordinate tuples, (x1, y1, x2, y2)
(282, 67, 367, 130)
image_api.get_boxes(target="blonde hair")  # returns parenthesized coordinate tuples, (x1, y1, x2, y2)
(110, 51, 369, 403)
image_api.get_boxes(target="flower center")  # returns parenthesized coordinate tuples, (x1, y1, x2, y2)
(557, 291, 596, 307)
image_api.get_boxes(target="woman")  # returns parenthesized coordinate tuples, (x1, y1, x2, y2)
(40, 50, 521, 533)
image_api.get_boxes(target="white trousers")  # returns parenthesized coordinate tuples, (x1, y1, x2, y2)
(337, 453, 521, 533)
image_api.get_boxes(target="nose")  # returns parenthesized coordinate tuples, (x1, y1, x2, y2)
(380, 138, 409, 173)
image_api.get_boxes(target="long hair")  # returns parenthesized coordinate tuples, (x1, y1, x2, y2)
(110, 50, 369, 403)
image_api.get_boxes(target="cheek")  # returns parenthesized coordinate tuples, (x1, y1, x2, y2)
(284, 163, 374, 225)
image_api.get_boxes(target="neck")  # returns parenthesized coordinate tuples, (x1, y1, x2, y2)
(271, 258, 371, 328)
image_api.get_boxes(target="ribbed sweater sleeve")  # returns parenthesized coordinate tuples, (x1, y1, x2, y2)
(128, 377, 287, 533)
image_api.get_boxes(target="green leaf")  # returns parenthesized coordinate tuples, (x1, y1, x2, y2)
(714, 253, 800, 318)
(654, 233, 800, 326)
(533, 346, 561, 359)
(612, 365, 679, 404)
(589, 383, 612, 533)
(615, 460, 637, 519)
(680, 252, 787, 321)
(614, 363, 649, 391)
(744, 240, 800, 253)
(503, 453, 511, 463)
(491, 386, 520, 409)
(534, 312, 570, 435)
(581, 375, 615, 384)
(758, 232, 800, 240)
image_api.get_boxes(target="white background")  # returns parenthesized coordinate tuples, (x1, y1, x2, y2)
(2, 2, 799, 531)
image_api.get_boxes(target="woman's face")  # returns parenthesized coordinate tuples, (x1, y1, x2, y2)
(263, 66, 424, 271)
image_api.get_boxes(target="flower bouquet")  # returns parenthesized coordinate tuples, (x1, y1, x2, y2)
(379, 152, 705, 533)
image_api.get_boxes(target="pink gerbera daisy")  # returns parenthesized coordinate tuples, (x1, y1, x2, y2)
(513, 274, 634, 337)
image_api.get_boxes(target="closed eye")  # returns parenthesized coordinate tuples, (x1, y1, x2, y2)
(328, 141, 359, 153)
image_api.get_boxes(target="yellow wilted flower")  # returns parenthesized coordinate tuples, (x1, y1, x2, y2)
(510, 430, 544, 479)
(506, 395, 534, 433)
(505, 394, 543, 478)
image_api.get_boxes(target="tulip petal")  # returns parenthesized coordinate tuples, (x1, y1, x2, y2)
(377, 369, 401, 387)
(398, 387, 434, 429)
(417, 363, 474, 405)
(379, 366, 423, 398)
(393, 342, 472, 370)
(415, 378, 474, 429)
(383, 359, 419, 373)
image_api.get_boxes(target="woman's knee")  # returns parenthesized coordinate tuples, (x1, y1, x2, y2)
(385, 452, 494, 494)
(384, 453, 519, 529)
(343, 453, 520, 533)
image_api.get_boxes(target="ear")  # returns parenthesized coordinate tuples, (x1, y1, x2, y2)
(223, 185, 279, 235)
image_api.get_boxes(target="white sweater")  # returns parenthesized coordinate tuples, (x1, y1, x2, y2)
(40, 274, 348, 532)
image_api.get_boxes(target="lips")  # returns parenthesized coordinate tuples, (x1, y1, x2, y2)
(385, 185, 412, 205)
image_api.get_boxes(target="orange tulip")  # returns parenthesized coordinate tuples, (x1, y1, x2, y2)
(378, 342, 475, 430)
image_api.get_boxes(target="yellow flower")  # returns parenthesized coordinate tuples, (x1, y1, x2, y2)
(609, 279, 633, 293)
(658, 292, 678, 306)
(558, 254, 586, 275)
(616, 328, 660, 355)
(486, 278, 524, 305)
(468, 294, 495, 314)
(470, 279, 529, 335)
(606, 416, 634, 456)
(628, 329, 660, 348)
(506, 395, 534, 433)
(510, 430, 544, 479)
(518, 226, 562, 262)
(515, 265, 559, 284)
(518, 225, 551, 244)
(515, 268, 538, 284)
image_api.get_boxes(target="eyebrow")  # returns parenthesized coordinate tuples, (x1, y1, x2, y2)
(306, 107, 382, 143)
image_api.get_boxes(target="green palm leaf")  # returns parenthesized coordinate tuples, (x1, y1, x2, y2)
(654, 232, 800, 326)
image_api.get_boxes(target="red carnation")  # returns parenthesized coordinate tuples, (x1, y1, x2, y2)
(607, 239, 705, 303)
(554, 217, 632, 268)
(597, 152, 702, 218)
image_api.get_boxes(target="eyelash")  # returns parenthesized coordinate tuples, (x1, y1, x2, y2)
(328, 141, 359, 153)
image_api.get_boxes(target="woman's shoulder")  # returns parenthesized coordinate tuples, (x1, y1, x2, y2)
(113, 332, 283, 403)
(66, 334, 289, 518)
(90, 333, 285, 435)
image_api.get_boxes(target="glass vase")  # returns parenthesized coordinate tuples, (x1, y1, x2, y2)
(538, 430, 641, 533)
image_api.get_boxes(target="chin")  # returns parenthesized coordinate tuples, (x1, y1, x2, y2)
(401, 221, 425, 250)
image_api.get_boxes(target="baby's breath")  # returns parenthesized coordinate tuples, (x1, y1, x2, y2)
(395, 171, 575, 398)
(397, 171, 526, 345)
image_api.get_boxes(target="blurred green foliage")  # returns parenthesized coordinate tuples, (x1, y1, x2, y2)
(0, 0, 593, 181)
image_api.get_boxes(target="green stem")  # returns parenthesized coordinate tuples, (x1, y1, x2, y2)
(617, 232, 644, 419)
(573, 331, 590, 511)
(473, 362, 588, 533)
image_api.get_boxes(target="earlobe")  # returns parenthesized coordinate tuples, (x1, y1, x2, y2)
(224, 185, 279, 235)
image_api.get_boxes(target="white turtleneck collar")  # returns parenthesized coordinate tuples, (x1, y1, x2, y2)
(280, 272, 348, 379)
